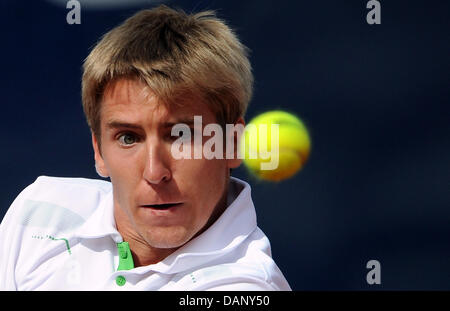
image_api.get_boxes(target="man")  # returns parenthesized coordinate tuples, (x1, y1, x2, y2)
(0, 5, 291, 290)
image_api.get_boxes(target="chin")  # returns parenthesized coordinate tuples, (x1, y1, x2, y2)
(144, 227, 194, 249)
(146, 238, 189, 250)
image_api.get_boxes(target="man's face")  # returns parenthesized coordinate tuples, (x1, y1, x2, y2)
(93, 78, 242, 250)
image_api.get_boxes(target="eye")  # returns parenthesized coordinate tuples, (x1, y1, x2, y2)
(117, 133, 139, 146)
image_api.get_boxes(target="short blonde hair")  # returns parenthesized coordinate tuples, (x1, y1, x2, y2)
(82, 5, 253, 138)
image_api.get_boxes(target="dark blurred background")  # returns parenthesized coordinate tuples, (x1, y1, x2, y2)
(0, 0, 449, 290)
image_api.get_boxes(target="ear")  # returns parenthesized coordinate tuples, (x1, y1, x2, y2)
(92, 132, 109, 178)
(226, 117, 246, 170)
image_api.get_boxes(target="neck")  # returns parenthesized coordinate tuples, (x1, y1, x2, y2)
(120, 228, 178, 267)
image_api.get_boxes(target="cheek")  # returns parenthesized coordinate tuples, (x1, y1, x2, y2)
(175, 159, 227, 209)
(104, 143, 144, 174)
(174, 158, 227, 185)
(104, 147, 145, 201)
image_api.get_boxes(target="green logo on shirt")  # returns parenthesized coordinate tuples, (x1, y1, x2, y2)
(32, 234, 72, 255)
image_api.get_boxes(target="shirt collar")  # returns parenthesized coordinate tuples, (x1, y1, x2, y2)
(75, 176, 257, 274)
(75, 190, 123, 243)
(142, 176, 257, 274)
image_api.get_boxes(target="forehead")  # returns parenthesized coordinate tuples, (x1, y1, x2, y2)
(101, 78, 216, 123)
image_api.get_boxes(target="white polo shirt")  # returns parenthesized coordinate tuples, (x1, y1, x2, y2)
(0, 176, 291, 291)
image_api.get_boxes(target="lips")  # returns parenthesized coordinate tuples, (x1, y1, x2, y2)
(141, 203, 183, 210)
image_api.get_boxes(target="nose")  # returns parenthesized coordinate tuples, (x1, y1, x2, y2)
(143, 141, 172, 185)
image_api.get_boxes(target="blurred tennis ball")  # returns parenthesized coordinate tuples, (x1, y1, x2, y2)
(240, 110, 311, 182)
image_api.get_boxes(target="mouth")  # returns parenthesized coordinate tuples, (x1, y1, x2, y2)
(141, 203, 183, 210)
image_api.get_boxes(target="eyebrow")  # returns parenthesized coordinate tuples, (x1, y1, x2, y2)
(106, 117, 197, 130)
(106, 121, 143, 130)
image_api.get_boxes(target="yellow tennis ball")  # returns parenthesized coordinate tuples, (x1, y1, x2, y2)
(240, 110, 311, 182)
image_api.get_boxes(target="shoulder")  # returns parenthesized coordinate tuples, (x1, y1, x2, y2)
(0, 176, 112, 289)
(29, 175, 111, 197)
(233, 227, 292, 291)
(170, 228, 291, 291)
(3, 176, 112, 230)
